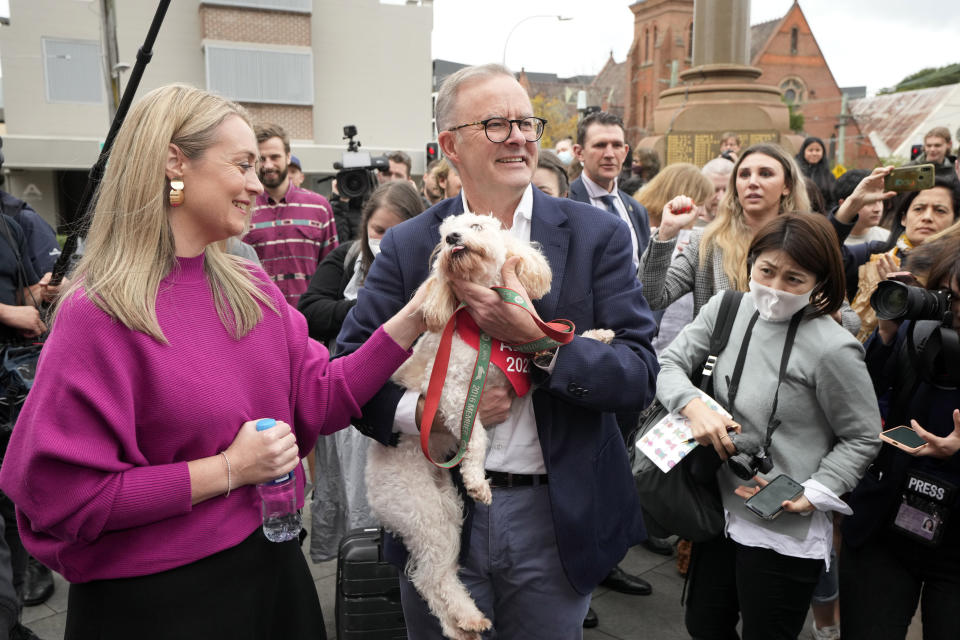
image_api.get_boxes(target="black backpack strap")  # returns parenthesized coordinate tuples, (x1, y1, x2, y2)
(698, 289, 743, 390)
(711, 290, 743, 353)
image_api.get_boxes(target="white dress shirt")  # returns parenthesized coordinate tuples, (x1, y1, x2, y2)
(394, 184, 547, 474)
(725, 478, 850, 569)
(580, 172, 640, 271)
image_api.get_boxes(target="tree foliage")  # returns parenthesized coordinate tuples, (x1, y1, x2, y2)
(781, 96, 805, 134)
(531, 93, 578, 149)
(878, 63, 960, 94)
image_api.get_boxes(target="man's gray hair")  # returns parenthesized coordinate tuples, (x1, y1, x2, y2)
(435, 63, 515, 133)
(701, 157, 734, 178)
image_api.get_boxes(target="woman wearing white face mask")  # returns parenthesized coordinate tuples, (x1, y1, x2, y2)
(657, 214, 881, 640)
(298, 181, 425, 562)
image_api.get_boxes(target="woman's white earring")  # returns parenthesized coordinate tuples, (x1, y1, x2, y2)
(169, 179, 185, 207)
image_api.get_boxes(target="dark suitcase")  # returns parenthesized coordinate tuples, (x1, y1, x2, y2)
(336, 527, 407, 640)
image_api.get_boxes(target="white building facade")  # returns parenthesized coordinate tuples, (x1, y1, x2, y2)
(0, 0, 434, 227)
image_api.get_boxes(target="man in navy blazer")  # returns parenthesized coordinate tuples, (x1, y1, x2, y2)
(567, 111, 670, 612)
(568, 111, 651, 267)
(338, 64, 659, 638)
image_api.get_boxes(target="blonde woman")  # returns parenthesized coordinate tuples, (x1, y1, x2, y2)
(635, 162, 714, 230)
(633, 163, 713, 353)
(640, 144, 811, 316)
(0, 85, 426, 639)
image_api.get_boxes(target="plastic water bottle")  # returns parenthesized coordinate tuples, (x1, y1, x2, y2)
(255, 418, 302, 542)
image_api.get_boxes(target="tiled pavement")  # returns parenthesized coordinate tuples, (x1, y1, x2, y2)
(21, 533, 923, 640)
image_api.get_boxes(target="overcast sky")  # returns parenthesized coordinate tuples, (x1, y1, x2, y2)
(2, 0, 956, 96)
(431, 0, 960, 96)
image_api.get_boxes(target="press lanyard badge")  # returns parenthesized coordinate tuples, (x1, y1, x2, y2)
(891, 470, 956, 547)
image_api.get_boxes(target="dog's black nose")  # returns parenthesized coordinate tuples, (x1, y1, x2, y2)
(446, 232, 461, 245)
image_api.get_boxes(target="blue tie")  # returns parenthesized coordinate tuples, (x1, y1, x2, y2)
(599, 194, 619, 216)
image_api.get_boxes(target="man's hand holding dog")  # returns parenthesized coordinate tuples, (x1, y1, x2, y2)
(477, 386, 515, 427)
(448, 256, 544, 344)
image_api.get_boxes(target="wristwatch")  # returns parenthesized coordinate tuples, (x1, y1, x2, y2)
(532, 347, 558, 369)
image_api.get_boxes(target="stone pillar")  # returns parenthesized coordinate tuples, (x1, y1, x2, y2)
(692, 0, 751, 67)
(638, 0, 801, 166)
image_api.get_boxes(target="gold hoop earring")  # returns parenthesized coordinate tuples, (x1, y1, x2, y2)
(169, 179, 184, 207)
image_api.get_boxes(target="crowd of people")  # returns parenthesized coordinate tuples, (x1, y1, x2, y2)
(0, 62, 956, 640)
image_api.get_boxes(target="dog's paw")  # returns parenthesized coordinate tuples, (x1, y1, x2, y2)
(582, 328, 615, 344)
(466, 480, 492, 506)
(440, 614, 489, 640)
(457, 613, 493, 634)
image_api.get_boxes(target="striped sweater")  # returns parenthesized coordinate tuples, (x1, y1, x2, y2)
(244, 184, 338, 305)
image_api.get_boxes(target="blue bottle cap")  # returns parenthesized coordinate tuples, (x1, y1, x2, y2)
(256, 418, 277, 431)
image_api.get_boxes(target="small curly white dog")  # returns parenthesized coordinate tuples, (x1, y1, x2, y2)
(366, 212, 612, 640)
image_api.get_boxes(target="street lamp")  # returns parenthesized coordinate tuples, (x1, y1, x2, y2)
(502, 14, 572, 67)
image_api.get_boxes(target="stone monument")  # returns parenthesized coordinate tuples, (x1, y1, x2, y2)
(637, 0, 802, 166)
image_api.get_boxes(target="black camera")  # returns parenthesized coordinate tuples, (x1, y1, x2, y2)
(870, 280, 953, 325)
(688, 431, 774, 482)
(333, 125, 388, 201)
(726, 432, 774, 481)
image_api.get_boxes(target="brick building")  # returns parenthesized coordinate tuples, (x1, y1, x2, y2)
(625, 0, 878, 167)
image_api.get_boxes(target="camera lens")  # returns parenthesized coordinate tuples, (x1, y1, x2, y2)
(872, 280, 910, 320)
(339, 169, 370, 199)
(871, 280, 952, 323)
(727, 452, 757, 481)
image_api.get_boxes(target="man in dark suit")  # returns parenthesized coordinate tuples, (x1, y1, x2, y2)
(338, 64, 659, 638)
(568, 112, 670, 616)
(569, 111, 651, 268)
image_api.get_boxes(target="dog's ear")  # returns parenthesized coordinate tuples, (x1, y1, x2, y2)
(419, 273, 459, 333)
(508, 240, 552, 301)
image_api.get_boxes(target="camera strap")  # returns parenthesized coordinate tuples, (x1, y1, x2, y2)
(726, 308, 804, 449)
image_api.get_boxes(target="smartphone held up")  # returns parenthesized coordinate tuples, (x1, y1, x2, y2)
(883, 164, 935, 193)
(879, 425, 928, 454)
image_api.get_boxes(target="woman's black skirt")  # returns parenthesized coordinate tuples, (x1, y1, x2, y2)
(65, 529, 325, 640)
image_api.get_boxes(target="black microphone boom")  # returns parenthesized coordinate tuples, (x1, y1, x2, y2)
(49, 0, 171, 286)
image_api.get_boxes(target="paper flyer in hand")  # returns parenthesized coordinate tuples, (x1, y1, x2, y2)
(637, 392, 731, 473)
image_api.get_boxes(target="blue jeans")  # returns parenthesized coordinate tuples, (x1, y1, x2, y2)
(398, 484, 590, 639)
(810, 548, 838, 605)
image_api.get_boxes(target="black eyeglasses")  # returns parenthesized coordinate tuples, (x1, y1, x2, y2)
(447, 117, 547, 143)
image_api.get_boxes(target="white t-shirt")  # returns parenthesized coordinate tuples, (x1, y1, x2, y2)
(844, 225, 890, 246)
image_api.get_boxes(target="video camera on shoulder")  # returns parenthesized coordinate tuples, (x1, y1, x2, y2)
(333, 125, 388, 202)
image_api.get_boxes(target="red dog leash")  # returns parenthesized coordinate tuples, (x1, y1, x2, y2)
(419, 287, 575, 468)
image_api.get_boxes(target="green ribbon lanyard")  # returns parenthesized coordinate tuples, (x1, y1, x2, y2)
(419, 287, 576, 469)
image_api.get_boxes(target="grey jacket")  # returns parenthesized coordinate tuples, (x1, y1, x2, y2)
(657, 291, 882, 540)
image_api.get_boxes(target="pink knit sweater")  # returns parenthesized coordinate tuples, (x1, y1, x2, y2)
(0, 254, 409, 583)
